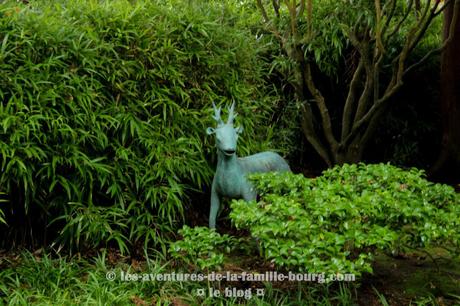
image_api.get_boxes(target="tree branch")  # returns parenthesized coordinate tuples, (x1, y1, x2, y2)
(353, 59, 374, 123)
(348, 31, 374, 124)
(341, 58, 364, 141)
(435, 0, 455, 16)
(297, 0, 305, 18)
(303, 63, 338, 152)
(343, 79, 403, 148)
(359, 104, 387, 150)
(375, 0, 385, 54)
(256, 0, 288, 48)
(387, 0, 414, 38)
(405, 0, 460, 76)
(272, 0, 280, 18)
(306, 0, 312, 33)
(284, 0, 298, 36)
(406, 0, 441, 56)
(381, 0, 397, 38)
(256, 0, 271, 23)
(300, 103, 332, 166)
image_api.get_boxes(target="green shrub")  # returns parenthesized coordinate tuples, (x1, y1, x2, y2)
(230, 163, 460, 276)
(0, 0, 278, 252)
(169, 225, 239, 271)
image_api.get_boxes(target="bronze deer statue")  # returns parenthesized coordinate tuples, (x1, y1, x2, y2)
(206, 102, 290, 228)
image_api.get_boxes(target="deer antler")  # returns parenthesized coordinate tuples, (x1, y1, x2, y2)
(212, 102, 223, 126)
(227, 101, 237, 124)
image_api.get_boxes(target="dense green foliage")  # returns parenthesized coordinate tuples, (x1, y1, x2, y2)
(230, 164, 460, 275)
(0, 0, 278, 252)
(169, 225, 240, 271)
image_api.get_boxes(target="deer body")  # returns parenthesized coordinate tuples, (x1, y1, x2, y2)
(207, 103, 290, 228)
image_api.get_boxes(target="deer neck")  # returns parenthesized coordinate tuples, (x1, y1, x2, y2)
(217, 150, 239, 172)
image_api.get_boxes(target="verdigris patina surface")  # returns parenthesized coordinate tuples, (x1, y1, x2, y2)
(206, 102, 290, 228)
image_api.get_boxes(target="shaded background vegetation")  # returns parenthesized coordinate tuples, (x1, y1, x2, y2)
(251, 0, 446, 172)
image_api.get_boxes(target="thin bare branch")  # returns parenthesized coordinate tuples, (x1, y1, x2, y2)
(381, 0, 397, 43)
(344, 78, 403, 148)
(345, 29, 376, 131)
(387, 13, 420, 98)
(373, 0, 389, 85)
(388, 0, 445, 93)
(388, 0, 414, 38)
(303, 63, 339, 151)
(297, 0, 305, 18)
(360, 105, 387, 150)
(341, 59, 364, 140)
(284, 0, 298, 36)
(272, 0, 280, 18)
(375, 0, 385, 54)
(347, 33, 373, 124)
(306, 0, 313, 38)
(300, 103, 332, 166)
(256, 0, 271, 23)
(405, 0, 460, 76)
(406, 0, 441, 55)
(435, 0, 455, 16)
(353, 66, 374, 124)
(256, 0, 287, 47)
(382, 0, 397, 27)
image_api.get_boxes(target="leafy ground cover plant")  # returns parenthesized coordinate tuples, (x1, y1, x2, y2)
(169, 225, 240, 271)
(230, 163, 460, 276)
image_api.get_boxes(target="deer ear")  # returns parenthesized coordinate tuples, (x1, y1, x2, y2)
(235, 126, 243, 134)
(206, 127, 215, 135)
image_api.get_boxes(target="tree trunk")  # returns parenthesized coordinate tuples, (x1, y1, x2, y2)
(431, 1, 460, 180)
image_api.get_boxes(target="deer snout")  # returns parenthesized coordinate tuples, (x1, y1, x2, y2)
(222, 148, 236, 156)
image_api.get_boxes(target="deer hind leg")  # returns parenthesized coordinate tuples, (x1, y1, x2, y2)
(241, 183, 263, 254)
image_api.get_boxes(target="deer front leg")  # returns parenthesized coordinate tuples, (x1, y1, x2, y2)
(242, 183, 257, 201)
(209, 182, 220, 229)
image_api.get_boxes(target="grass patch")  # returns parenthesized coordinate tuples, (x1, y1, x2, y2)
(0, 249, 359, 305)
(1, 248, 459, 305)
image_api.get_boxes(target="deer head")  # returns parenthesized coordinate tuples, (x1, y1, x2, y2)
(206, 102, 243, 156)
